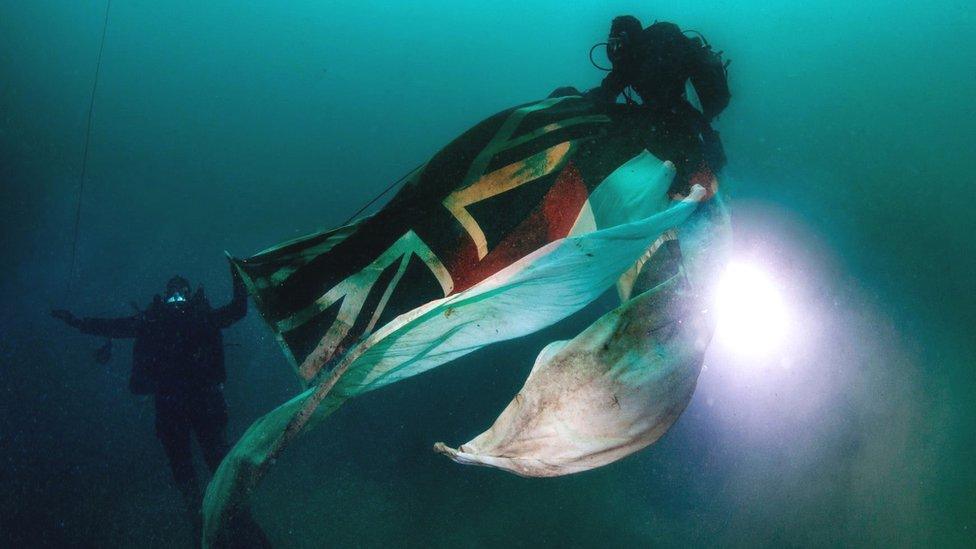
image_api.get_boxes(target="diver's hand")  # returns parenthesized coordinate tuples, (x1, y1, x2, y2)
(51, 309, 78, 325)
(671, 184, 708, 203)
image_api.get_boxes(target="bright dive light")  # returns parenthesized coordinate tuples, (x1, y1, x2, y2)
(714, 261, 790, 357)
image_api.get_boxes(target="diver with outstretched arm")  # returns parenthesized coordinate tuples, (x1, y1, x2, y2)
(51, 264, 268, 547)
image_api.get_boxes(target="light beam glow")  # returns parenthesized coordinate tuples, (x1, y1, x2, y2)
(713, 260, 792, 358)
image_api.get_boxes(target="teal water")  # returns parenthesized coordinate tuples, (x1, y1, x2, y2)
(1, 1, 973, 546)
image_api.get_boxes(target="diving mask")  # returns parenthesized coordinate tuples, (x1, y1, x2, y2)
(166, 290, 188, 304)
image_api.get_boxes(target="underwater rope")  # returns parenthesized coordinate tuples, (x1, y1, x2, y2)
(341, 163, 422, 225)
(67, 0, 112, 296)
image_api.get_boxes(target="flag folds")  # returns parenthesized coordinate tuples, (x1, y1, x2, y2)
(435, 192, 730, 476)
(203, 96, 729, 546)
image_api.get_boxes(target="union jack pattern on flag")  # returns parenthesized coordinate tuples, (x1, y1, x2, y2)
(205, 96, 730, 546)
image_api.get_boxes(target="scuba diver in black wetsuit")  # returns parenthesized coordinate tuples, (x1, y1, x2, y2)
(51, 265, 268, 547)
(549, 16, 732, 290)
(552, 15, 732, 195)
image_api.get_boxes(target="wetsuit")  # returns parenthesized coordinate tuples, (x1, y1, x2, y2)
(587, 21, 731, 191)
(60, 275, 246, 525)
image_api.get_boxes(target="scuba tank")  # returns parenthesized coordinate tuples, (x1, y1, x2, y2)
(684, 30, 732, 120)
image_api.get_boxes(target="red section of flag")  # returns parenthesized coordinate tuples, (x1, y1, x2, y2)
(452, 161, 589, 293)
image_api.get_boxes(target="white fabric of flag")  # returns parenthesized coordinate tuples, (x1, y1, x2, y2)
(436, 189, 730, 476)
(203, 150, 714, 545)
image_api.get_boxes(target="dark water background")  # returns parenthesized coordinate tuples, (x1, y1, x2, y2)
(2, 1, 974, 546)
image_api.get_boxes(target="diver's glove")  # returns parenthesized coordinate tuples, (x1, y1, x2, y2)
(51, 309, 81, 328)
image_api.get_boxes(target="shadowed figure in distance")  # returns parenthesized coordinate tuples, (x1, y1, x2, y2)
(52, 264, 269, 547)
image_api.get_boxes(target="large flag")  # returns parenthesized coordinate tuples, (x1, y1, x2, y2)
(203, 96, 727, 546)
(435, 193, 730, 476)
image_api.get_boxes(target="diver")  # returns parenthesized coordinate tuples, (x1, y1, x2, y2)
(555, 15, 731, 192)
(51, 265, 267, 546)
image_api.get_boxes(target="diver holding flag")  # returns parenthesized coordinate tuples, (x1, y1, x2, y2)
(552, 15, 731, 193)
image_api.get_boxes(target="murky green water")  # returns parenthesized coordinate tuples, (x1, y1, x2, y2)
(1, 1, 973, 546)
